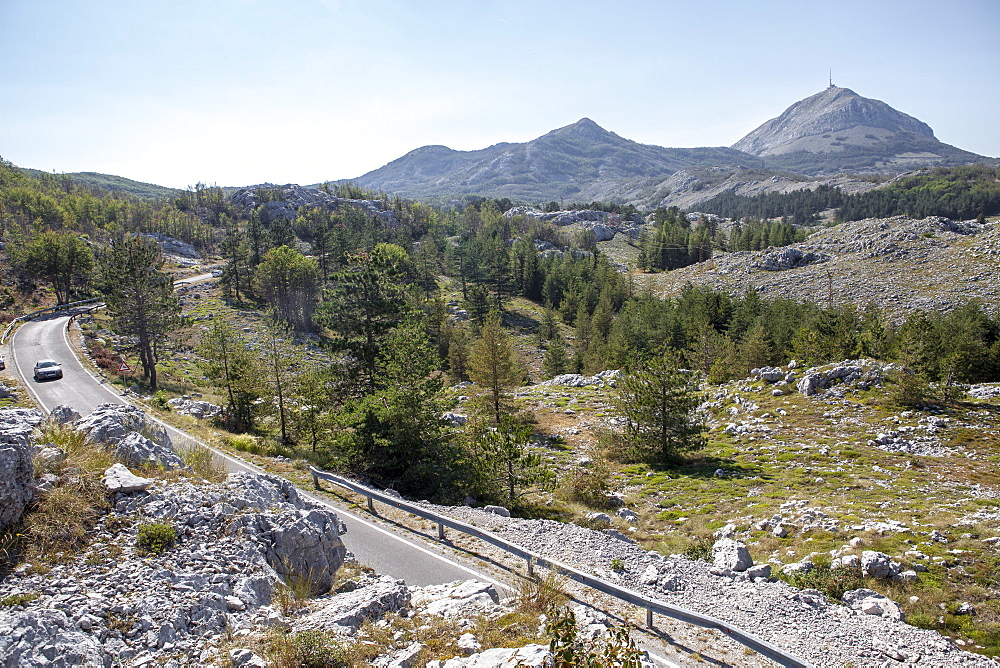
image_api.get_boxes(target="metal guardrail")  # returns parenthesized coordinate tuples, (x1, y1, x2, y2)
(309, 466, 811, 668)
(0, 298, 103, 344)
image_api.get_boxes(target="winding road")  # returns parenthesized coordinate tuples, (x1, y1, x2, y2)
(7, 308, 500, 588)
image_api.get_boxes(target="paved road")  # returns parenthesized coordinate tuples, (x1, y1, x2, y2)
(9, 310, 496, 588)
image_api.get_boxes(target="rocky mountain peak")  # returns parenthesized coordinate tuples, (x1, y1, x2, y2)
(725, 86, 988, 176)
(548, 117, 613, 140)
(733, 86, 936, 157)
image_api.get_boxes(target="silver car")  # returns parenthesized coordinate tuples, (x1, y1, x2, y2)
(33, 359, 63, 381)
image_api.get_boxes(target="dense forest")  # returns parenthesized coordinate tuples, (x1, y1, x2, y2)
(3, 156, 1000, 503)
(696, 165, 1000, 224)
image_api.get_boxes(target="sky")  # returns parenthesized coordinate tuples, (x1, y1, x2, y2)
(2, 0, 998, 190)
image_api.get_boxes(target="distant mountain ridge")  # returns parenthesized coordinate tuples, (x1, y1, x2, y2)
(350, 118, 763, 203)
(347, 87, 993, 206)
(18, 168, 183, 199)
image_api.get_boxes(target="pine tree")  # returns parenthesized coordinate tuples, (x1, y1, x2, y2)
(100, 233, 181, 390)
(614, 349, 705, 464)
(543, 332, 570, 378)
(467, 313, 524, 425)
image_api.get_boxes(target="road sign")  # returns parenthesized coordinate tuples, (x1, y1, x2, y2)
(119, 361, 131, 373)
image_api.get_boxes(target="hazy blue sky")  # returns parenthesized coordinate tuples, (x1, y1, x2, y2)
(2, 0, 998, 189)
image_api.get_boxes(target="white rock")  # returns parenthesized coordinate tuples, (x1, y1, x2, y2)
(712, 538, 753, 572)
(102, 463, 153, 493)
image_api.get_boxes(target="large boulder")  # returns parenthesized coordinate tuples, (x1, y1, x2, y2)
(227, 507, 347, 595)
(48, 405, 81, 424)
(411, 581, 501, 619)
(113, 431, 186, 471)
(0, 432, 34, 530)
(76, 403, 170, 448)
(842, 588, 904, 621)
(712, 538, 753, 573)
(860, 550, 902, 579)
(295, 574, 409, 633)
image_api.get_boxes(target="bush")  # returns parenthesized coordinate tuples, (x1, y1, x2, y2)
(782, 564, 864, 601)
(136, 523, 176, 555)
(560, 458, 614, 509)
(267, 629, 349, 668)
(683, 537, 713, 562)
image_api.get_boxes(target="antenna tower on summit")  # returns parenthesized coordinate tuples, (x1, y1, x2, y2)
(829, 70, 834, 88)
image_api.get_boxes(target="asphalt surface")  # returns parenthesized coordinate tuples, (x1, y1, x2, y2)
(8, 309, 497, 588)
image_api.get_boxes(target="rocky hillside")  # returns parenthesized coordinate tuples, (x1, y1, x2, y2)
(349, 118, 762, 203)
(642, 214, 1000, 318)
(732, 87, 989, 176)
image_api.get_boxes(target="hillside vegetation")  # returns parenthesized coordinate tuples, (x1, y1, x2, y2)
(695, 165, 1000, 224)
(3, 156, 1000, 658)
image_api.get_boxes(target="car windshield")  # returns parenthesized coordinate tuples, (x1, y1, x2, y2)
(37, 361, 59, 368)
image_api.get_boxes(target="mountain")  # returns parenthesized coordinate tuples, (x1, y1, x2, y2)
(18, 168, 183, 199)
(349, 118, 762, 203)
(732, 86, 988, 175)
(345, 88, 993, 207)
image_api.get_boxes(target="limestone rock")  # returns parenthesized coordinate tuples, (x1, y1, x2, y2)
(229, 507, 347, 595)
(102, 463, 153, 494)
(113, 431, 186, 471)
(0, 609, 111, 667)
(712, 538, 753, 572)
(436, 643, 551, 668)
(842, 588, 904, 621)
(616, 508, 639, 523)
(483, 505, 510, 517)
(230, 648, 268, 668)
(165, 398, 221, 419)
(77, 403, 170, 448)
(48, 405, 81, 424)
(296, 574, 409, 633)
(412, 581, 501, 619)
(756, 247, 828, 271)
(0, 407, 45, 438)
(0, 432, 33, 529)
(861, 550, 902, 579)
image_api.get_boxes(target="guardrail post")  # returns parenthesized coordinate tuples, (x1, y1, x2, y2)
(367, 495, 374, 512)
(646, 607, 653, 628)
(311, 470, 320, 490)
(437, 522, 445, 540)
(527, 555, 534, 578)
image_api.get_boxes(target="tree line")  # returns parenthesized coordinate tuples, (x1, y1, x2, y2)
(695, 166, 1000, 224)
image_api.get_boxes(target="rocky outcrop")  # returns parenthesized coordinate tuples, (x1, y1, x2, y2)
(0, 408, 44, 438)
(0, 433, 33, 530)
(295, 574, 409, 634)
(229, 184, 398, 228)
(143, 233, 200, 260)
(842, 588, 904, 621)
(113, 431, 186, 471)
(658, 216, 1000, 319)
(226, 508, 347, 596)
(0, 470, 348, 665)
(76, 403, 170, 448)
(166, 398, 221, 419)
(0, 408, 43, 529)
(796, 361, 883, 397)
(754, 247, 827, 271)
